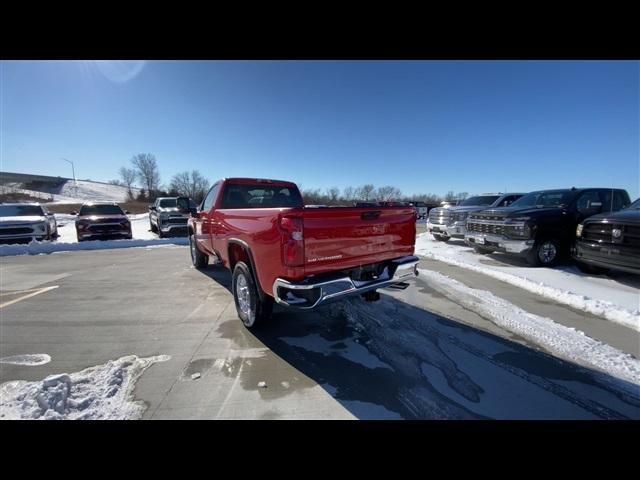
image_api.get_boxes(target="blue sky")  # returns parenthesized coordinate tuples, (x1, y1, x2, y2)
(1, 60, 638, 199)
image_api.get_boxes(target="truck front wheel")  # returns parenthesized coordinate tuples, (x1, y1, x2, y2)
(232, 261, 273, 329)
(189, 233, 208, 269)
(526, 238, 561, 267)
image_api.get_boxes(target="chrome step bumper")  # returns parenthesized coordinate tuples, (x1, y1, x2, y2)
(272, 255, 420, 309)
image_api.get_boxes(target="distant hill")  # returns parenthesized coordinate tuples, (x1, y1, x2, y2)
(0, 171, 141, 203)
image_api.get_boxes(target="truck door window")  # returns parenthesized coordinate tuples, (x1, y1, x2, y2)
(202, 183, 219, 212)
(600, 190, 630, 212)
(576, 191, 602, 214)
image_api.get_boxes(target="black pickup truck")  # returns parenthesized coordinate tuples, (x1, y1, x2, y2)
(573, 197, 640, 275)
(465, 188, 631, 267)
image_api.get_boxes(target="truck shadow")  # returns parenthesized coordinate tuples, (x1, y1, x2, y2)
(196, 267, 640, 419)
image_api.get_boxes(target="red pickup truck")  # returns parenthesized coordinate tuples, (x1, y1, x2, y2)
(186, 178, 419, 328)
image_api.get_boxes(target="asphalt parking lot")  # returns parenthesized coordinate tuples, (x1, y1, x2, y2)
(1, 245, 639, 419)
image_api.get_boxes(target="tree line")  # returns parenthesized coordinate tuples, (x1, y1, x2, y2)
(300, 185, 469, 206)
(110, 153, 470, 206)
(110, 153, 210, 203)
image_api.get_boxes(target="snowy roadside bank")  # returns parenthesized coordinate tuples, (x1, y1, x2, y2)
(415, 233, 640, 332)
(0, 355, 169, 420)
(415, 268, 640, 387)
(0, 237, 188, 256)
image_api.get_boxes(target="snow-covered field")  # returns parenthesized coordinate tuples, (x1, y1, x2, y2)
(0, 355, 169, 420)
(2, 180, 141, 204)
(415, 233, 640, 332)
(0, 213, 188, 256)
(57, 180, 141, 203)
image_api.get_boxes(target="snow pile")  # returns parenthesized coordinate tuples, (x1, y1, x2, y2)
(415, 233, 640, 332)
(0, 236, 188, 256)
(0, 355, 169, 420)
(0, 354, 51, 366)
(417, 268, 640, 387)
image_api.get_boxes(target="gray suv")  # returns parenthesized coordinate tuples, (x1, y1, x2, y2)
(427, 193, 525, 242)
(149, 197, 192, 237)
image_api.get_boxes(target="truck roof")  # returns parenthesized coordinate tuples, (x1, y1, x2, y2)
(221, 178, 298, 188)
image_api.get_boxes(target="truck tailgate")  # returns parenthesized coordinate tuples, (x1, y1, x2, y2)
(302, 207, 416, 275)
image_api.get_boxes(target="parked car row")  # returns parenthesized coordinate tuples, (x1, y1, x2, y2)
(0, 202, 58, 243)
(427, 187, 638, 275)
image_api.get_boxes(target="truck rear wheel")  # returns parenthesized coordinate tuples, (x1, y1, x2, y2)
(232, 261, 273, 329)
(189, 233, 208, 269)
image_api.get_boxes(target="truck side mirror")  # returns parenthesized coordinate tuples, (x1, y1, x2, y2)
(70, 211, 77, 216)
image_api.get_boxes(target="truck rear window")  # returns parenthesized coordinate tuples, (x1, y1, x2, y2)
(220, 185, 303, 209)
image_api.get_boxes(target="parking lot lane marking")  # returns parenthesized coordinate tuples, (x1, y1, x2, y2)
(0, 285, 59, 309)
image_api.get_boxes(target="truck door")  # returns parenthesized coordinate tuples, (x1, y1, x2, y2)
(196, 183, 219, 254)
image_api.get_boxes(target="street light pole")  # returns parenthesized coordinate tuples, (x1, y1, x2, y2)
(62, 158, 77, 196)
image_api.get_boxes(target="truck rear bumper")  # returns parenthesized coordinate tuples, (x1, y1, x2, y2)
(273, 255, 420, 309)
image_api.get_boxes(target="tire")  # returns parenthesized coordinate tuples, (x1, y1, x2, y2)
(526, 238, 561, 267)
(432, 234, 450, 242)
(474, 246, 495, 255)
(150, 219, 157, 233)
(576, 261, 608, 275)
(232, 261, 273, 329)
(189, 232, 208, 269)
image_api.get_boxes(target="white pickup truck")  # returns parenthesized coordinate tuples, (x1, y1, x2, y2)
(0, 203, 58, 243)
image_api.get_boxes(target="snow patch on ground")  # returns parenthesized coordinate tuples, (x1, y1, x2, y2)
(418, 268, 640, 387)
(0, 354, 51, 366)
(415, 233, 640, 332)
(0, 236, 187, 256)
(0, 355, 169, 420)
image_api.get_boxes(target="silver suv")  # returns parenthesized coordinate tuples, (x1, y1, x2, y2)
(427, 193, 525, 242)
(0, 203, 58, 243)
(149, 197, 192, 237)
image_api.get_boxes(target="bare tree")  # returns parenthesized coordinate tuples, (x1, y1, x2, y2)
(456, 192, 469, 200)
(342, 186, 355, 202)
(355, 184, 376, 201)
(169, 170, 210, 203)
(444, 190, 457, 201)
(327, 186, 340, 204)
(131, 153, 160, 198)
(118, 166, 137, 200)
(376, 185, 402, 201)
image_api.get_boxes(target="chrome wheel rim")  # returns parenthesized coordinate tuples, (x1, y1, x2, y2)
(538, 241, 557, 264)
(235, 273, 253, 325)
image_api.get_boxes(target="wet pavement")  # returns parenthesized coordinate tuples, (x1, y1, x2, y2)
(1, 246, 638, 419)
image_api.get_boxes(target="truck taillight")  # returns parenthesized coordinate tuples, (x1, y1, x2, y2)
(280, 215, 304, 267)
